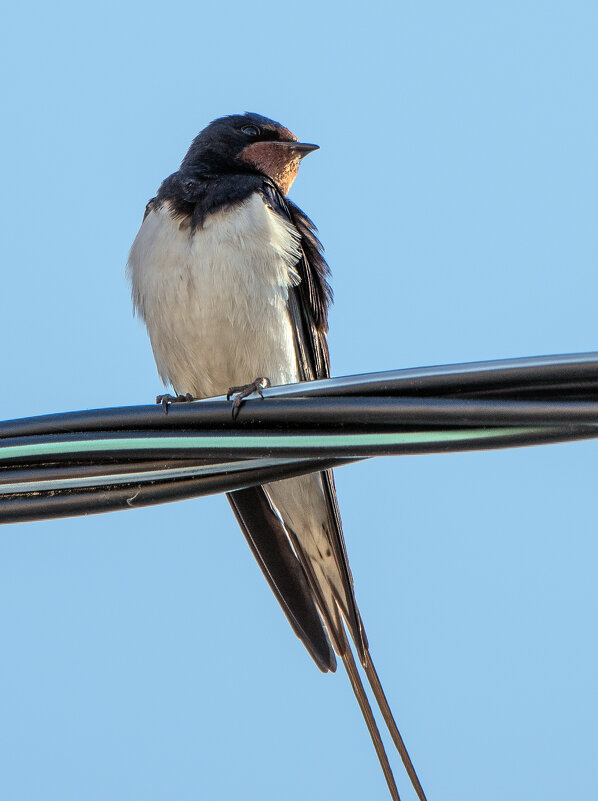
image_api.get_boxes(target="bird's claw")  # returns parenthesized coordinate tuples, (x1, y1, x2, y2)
(227, 377, 271, 420)
(156, 392, 195, 414)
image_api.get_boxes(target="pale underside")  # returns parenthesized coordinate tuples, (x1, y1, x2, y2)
(127, 192, 348, 623)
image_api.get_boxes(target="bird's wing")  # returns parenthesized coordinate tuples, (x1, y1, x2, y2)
(261, 181, 368, 661)
(227, 486, 336, 672)
(223, 177, 340, 675)
(259, 182, 428, 801)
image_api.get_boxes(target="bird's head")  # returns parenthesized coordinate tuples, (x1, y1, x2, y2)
(180, 112, 319, 195)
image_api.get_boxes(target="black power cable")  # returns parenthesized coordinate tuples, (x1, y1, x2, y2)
(2, 353, 598, 524)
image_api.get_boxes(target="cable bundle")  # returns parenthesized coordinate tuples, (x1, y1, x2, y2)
(2, 352, 598, 524)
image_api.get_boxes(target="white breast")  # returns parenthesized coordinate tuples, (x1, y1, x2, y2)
(127, 192, 303, 397)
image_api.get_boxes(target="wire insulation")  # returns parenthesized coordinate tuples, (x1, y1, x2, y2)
(2, 352, 598, 524)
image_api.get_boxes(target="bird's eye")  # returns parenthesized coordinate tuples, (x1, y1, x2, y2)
(241, 125, 260, 137)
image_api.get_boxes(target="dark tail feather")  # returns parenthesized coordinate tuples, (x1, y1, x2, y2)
(364, 656, 428, 801)
(336, 622, 402, 801)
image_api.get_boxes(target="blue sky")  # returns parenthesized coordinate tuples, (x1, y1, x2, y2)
(1, 2, 597, 799)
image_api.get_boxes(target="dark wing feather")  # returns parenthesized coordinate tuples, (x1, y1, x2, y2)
(227, 487, 336, 673)
(261, 181, 368, 662)
(267, 187, 332, 383)
(232, 182, 427, 801)
(274, 185, 428, 800)
(224, 182, 340, 673)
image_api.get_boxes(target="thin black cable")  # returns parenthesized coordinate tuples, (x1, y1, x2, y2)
(0, 457, 354, 524)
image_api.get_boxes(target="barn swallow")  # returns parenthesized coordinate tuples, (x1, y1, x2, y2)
(127, 113, 427, 801)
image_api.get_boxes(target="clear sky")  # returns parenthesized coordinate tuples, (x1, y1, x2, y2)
(1, 2, 597, 799)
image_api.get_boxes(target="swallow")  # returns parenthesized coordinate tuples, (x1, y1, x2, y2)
(127, 112, 427, 801)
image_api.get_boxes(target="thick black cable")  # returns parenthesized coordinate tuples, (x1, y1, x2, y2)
(4, 397, 598, 442)
(4, 353, 598, 525)
(1, 424, 597, 464)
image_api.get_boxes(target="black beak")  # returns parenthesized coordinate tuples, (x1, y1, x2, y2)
(294, 142, 319, 157)
(274, 141, 319, 158)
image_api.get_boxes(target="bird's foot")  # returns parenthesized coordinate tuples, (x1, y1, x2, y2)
(226, 377, 271, 420)
(156, 393, 195, 414)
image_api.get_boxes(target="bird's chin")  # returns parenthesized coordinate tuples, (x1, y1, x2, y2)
(274, 159, 300, 195)
(239, 143, 301, 195)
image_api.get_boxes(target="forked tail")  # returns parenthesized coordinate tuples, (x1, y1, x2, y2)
(336, 614, 428, 801)
(364, 656, 427, 801)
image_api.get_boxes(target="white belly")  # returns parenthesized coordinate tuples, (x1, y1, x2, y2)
(127, 193, 302, 398)
(128, 188, 350, 623)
